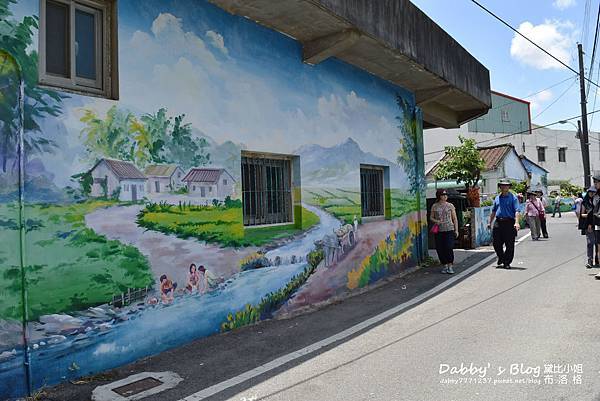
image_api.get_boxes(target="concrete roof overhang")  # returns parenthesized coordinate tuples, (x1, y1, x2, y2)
(209, 0, 491, 129)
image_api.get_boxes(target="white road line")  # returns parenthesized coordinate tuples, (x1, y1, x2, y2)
(179, 233, 531, 401)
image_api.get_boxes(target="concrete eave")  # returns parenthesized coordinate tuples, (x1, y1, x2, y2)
(209, 0, 491, 129)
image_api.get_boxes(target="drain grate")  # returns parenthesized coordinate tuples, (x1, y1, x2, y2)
(112, 377, 163, 397)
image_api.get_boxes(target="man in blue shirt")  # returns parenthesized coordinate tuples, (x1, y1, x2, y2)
(487, 179, 521, 269)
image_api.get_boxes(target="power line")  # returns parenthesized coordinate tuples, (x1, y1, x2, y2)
(469, 0, 600, 90)
(532, 78, 578, 119)
(586, 2, 600, 96)
(491, 76, 576, 110)
(424, 107, 600, 156)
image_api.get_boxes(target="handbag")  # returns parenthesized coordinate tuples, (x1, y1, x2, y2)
(430, 224, 440, 234)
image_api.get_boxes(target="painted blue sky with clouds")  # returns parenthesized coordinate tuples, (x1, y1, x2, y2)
(10, 0, 415, 185)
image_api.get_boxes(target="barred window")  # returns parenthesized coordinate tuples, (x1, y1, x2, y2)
(242, 154, 293, 226)
(360, 166, 384, 217)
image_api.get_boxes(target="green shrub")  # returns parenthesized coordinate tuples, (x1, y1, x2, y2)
(307, 248, 324, 268)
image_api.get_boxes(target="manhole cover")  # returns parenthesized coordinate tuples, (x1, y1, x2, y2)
(112, 377, 163, 397)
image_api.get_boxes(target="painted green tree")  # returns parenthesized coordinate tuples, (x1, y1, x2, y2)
(80, 106, 210, 170)
(81, 106, 137, 162)
(0, 0, 67, 173)
(396, 95, 425, 194)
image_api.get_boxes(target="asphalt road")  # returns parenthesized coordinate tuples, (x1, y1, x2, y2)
(221, 214, 600, 401)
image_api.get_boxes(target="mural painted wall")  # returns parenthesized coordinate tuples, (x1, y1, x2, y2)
(0, 0, 427, 398)
(472, 206, 493, 247)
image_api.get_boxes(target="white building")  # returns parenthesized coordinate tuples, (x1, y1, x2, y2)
(424, 124, 600, 187)
(89, 159, 147, 202)
(181, 168, 236, 201)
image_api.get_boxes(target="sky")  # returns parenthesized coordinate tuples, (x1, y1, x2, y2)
(411, 0, 600, 132)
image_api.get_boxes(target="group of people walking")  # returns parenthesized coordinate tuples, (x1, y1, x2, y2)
(430, 176, 600, 277)
(429, 179, 551, 273)
(524, 190, 549, 241)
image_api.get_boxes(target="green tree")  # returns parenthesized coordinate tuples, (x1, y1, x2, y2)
(396, 95, 424, 194)
(0, 0, 67, 172)
(434, 136, 485, 191)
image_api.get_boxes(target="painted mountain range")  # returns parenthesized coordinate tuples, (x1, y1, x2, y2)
(294, 138, 408, 188)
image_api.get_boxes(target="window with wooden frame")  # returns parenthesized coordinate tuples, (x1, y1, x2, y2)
(360, 165, 385, 218)
(39, 0, 118, 99)
(242, 154, 293, 226)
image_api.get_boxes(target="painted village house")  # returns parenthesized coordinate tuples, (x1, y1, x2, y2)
(89, 158, 148, 202)
(0, 0, 490, 397)
(182, 168, 235, 200)
(144, 164, 185, 194)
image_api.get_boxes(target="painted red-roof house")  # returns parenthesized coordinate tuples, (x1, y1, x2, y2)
(181, 168, 236, 200)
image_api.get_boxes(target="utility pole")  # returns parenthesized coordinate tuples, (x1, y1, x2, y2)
(578, 43, 592, 188)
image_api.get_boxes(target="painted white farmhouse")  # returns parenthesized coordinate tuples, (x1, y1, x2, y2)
(89, 159, 147, 202)
(182, 168, 235, 200)
(144, 164, 185, 194)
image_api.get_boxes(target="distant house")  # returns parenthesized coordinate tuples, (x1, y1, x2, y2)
(89, 159, 147, 202)
(426, 143, 529, 195)
(144, 164, 185, 194)
(519, 155, 549, 195)
(181, 168, 235, 199)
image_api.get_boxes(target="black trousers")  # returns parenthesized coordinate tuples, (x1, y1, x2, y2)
(493, 219, 517, 265)
(435, 231, 455, 265)
(540, 217, 548, 237)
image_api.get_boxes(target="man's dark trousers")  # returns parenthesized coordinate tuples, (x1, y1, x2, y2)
(493, 219, 517, 265)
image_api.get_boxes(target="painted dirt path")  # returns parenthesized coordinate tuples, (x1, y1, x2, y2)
(277, 211, 422, 316)
(85, 204, 257, 288)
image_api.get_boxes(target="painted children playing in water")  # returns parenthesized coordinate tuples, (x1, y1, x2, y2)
(160, 274, 177, 303)
(186, 264, 210, 294)
(186, 263, 201, 293)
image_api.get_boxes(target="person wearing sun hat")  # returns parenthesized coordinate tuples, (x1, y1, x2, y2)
(524, 191, 543, 241)
(488, 179, 521, 269)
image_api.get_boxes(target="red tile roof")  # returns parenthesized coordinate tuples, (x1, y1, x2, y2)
(427, 144, 515, 178)
(182, 168, 225, 183)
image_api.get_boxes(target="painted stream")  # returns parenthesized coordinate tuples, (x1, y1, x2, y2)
(0, 204, 341, 398)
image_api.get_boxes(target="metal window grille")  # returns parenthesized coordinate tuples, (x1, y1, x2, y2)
(360, 166, 384, 217)
(242, 155, 293, 226)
